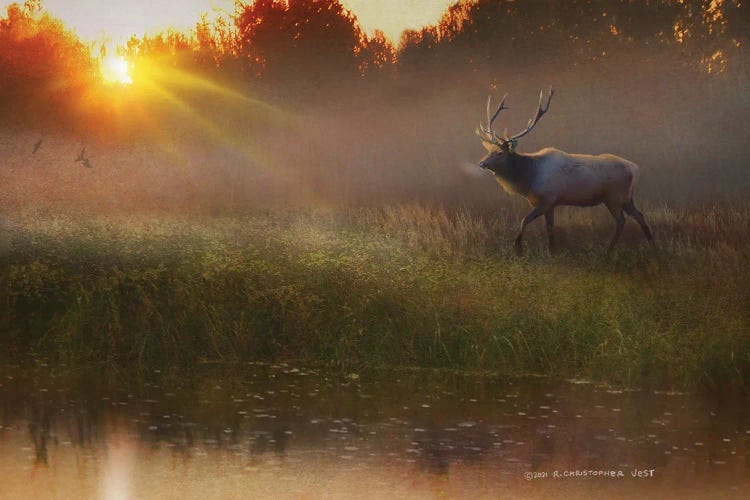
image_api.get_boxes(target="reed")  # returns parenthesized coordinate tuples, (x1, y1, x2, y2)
(1, 204, 748, 390)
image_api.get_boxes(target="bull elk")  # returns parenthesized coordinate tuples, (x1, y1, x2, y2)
(476, 87, 654, 253)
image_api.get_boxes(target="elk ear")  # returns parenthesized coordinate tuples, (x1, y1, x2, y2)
(502, 140, 518, 153)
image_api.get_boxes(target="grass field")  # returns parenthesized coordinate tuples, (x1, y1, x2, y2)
(1, 203, 748, 391)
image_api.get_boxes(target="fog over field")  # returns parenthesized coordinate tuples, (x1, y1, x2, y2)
(2, 53, 749, 216)
(1, 0, 749, 218)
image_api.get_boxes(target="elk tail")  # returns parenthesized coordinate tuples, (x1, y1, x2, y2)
(626, 161, 641, 201)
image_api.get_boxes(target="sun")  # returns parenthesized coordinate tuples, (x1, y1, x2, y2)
(101, 56, 133, 85)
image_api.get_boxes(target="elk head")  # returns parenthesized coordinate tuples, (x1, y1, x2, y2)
(476, 87, 554, 175)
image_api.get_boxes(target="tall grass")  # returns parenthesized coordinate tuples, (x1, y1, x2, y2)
(1, 204, 748, 390)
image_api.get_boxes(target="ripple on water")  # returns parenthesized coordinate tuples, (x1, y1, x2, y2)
(2, 363, 749, 497)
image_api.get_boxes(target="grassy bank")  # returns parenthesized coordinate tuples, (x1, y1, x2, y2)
(1, 204, 748, 390)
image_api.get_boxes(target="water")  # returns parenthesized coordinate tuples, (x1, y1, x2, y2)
(1, 361, 748, 499)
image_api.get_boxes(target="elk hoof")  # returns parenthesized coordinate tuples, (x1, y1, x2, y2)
(514, 240, 524, 256)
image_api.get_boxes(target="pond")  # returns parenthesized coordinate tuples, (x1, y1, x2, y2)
(1, 361, 748, 499)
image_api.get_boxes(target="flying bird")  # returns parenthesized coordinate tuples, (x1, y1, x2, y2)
(32, 138, 43, 154)
(74, 147, 92, 168)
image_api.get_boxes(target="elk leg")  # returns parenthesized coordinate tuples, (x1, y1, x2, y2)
(544, 208, 556, 252)
(515, 206, 545, 254)
(624, 200, 654, 245)
(606, 206, 626, 253)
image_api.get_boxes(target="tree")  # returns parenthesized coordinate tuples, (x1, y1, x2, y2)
(0, 1, 95, 121)
(394, 0, 747, 74)
(234, 0, 368, 94)
(358, 29, 395, 76)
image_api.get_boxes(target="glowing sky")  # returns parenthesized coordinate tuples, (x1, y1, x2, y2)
(2, 0, 456, 43)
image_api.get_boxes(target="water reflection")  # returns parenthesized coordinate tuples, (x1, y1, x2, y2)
(1, 362, 749, 498)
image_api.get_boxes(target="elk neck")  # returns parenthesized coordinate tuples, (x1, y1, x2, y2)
(493, 151, 537, 197)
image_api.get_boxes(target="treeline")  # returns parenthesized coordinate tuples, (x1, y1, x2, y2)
(124, 0, 749, 91)
(0, 0, 95, 123)
(1, 0, 748, 122)
(123, 0, 396, 95)
(399, 0, 748, 74)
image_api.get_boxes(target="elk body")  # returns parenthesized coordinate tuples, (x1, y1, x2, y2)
(476, 87, 654, 253)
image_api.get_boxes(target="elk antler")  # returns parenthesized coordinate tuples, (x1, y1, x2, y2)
(477, 93, 508, 145)
(506, 86, 554, 142)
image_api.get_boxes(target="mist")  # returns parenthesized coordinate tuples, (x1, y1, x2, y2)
(2, 0, 749, 218)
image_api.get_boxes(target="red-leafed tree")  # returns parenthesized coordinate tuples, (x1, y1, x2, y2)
(0, 0, 95, 119)
(234, 0, 369, 94)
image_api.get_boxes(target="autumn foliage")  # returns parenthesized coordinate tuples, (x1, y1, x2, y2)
(0, 0, 95, 123)
(0, 0, 748, 126)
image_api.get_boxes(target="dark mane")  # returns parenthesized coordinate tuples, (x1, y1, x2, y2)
(506, 152, 537, 195)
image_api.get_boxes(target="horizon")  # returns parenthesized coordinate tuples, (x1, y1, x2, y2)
(0, 0, 456, 44)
